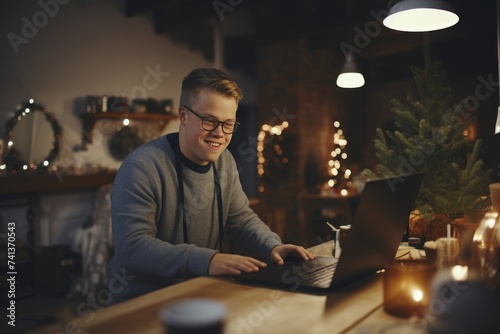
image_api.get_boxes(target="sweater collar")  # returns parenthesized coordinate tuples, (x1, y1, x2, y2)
(167, 133, 211, 174)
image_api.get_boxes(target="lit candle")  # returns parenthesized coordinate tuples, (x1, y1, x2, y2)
(383, 260, 436, 317)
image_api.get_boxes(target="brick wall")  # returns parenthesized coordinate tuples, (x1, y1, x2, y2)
(256, 38, 345, 246)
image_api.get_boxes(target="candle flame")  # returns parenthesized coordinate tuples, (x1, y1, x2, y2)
(451, 265, 468, 281)
(412, 289, 423, 302)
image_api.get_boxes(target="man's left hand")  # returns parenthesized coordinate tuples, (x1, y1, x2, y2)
(271, 244, 317, 265)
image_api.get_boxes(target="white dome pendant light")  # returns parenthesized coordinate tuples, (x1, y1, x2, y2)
(336, 53, 365, 89)
(383, 0, 459, 32)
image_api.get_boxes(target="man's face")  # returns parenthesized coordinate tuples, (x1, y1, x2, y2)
(179, 88, 238, 165)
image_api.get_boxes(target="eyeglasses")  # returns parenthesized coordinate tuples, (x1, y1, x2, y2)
(182, 105, 240, 134)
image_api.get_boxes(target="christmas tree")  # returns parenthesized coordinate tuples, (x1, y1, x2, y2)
(363, 36, 491, 236)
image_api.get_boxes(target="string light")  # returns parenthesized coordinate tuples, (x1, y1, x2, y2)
(257, 120, 289, 193)
(327, 121, 351, 196)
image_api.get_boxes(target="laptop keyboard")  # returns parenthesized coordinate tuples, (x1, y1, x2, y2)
(299, 260, 337, 287)
(235, 256, 339, 290)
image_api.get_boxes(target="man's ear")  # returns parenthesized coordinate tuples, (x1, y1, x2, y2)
(179, 106, 187, 125)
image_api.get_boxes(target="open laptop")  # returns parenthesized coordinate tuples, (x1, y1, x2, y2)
(234, 173, 424, 292)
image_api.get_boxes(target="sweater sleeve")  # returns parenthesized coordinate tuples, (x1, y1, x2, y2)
(221, 154, 282, 261)
(110, 151, 217, 281)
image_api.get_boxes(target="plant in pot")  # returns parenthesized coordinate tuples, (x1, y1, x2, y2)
(363, 41, 492, 246)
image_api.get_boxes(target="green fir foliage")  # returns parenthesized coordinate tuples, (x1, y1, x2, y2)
(364, 47, 491, 221)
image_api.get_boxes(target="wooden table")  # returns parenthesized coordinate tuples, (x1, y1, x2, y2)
(35, 242, 419, 334)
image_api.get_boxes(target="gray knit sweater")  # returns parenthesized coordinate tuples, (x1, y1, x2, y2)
(107, 133, 282, 303)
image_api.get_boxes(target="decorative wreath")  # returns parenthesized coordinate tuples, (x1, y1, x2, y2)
(3, 100, 62, 173)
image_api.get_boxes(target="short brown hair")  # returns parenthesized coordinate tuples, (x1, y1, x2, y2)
(180, 68, 243, 105)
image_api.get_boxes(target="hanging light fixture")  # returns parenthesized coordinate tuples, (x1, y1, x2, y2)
(383, 0, 459, 32)
(336, 53, 365, 89)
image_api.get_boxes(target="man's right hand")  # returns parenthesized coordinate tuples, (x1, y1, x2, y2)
(208, 253, 267, 276)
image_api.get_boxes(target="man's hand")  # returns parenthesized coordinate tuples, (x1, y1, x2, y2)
(208, 253, 267, 276)
(271, 244, 317, 265)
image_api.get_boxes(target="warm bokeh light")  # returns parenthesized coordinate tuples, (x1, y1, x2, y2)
(451, 265, 469, 281)
(412, 289, 423, 302)
(257, 120, 290, 193)
(327, 121, 352, 194)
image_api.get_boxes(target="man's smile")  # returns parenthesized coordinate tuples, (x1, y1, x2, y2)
(206, 140, 222, 147)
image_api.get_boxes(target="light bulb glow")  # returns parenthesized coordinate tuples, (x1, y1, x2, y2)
(336, 72, 365, 88)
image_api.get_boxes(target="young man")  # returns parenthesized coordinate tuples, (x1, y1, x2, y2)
(108, 68, 315, 303)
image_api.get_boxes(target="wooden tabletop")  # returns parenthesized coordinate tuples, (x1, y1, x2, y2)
(35, 242, 417, 334)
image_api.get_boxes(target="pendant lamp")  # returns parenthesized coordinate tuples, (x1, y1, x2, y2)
(336, 54, 365, 89)
(383, 0, 459, 32)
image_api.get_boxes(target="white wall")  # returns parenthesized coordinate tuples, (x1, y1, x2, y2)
(0, 0, 222, 247)
(0, 0, 222, 170)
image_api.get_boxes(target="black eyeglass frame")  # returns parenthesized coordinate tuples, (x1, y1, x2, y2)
(181, 105, 240, 134)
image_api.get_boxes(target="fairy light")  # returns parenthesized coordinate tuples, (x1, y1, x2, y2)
(327, 121, 351, 195)
(257, 120, 289, 193)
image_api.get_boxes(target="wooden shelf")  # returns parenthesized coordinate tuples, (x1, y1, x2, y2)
(81, 112, 178, 144)
(0, 171, 117, 195)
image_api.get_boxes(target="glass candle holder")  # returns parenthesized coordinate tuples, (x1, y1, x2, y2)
(427, 266, 500, 334)
(383, 259, 437, 318)
(490, 183, 500, 213)
(436, 237, 459, 270)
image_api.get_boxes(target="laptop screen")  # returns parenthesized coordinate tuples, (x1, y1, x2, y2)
(329, 173, 424, 288)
